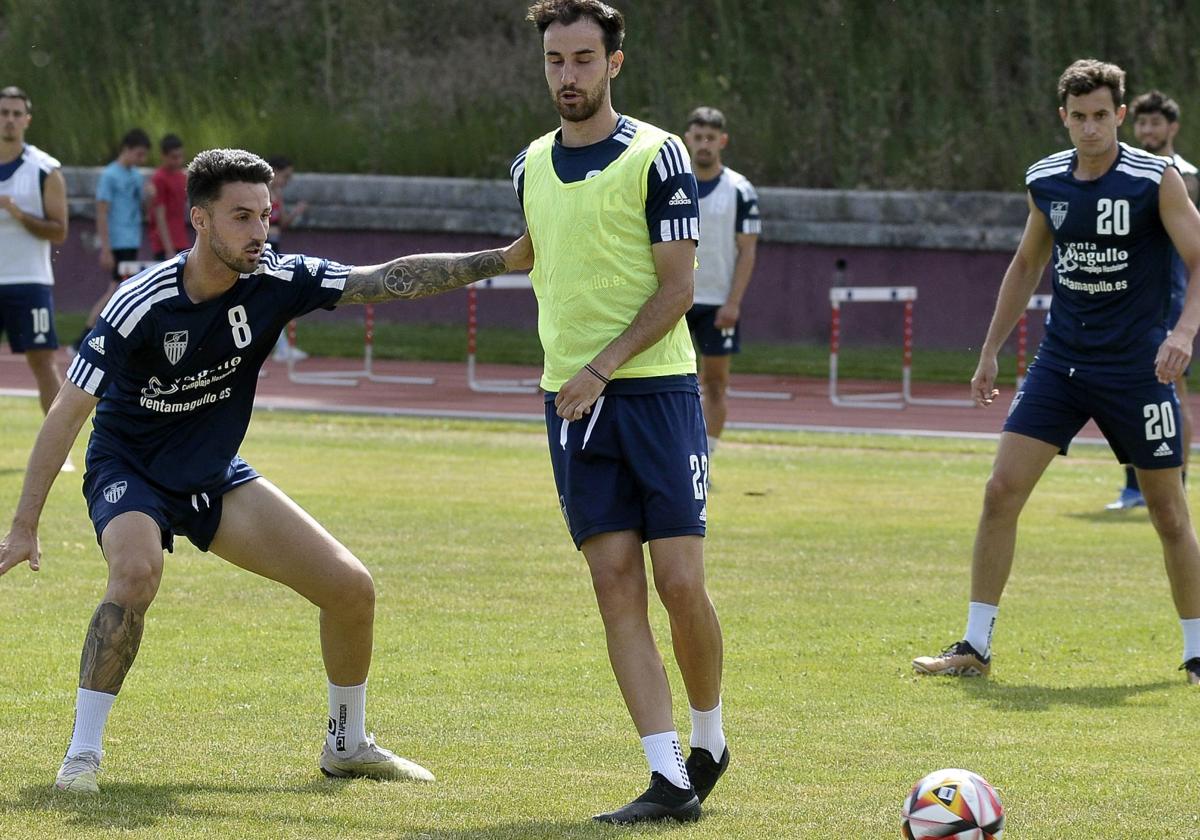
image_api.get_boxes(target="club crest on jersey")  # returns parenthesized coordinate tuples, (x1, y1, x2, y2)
(1050, 201, 1069, 229)
(103, 481, 127, 504)
(164, 330, 188, 365)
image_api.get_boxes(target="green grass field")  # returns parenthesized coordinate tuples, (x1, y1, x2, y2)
(1, 396, 1197, 838)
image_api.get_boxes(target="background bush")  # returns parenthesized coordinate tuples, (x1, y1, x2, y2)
(3, 0, 1200, 190)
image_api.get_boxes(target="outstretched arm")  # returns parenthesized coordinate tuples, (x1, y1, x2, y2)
(0, 382, 99, 576)
(340, 232, 533, 305)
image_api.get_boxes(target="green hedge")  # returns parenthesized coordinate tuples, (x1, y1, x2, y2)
(4, 0, 1199, 190)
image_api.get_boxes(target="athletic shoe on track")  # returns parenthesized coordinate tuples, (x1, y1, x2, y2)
(686, 746, 729, 804)
(54, 751, 100, 794)
(319, 735, 434, 782)
(1105, 487, 1146, 510)
(912, 640, 991, 677)
(592, 772, 701, 825)
(1182, 658, 1200, 686)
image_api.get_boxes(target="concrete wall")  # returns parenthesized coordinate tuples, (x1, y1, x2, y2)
(53, 169, 1048, 350)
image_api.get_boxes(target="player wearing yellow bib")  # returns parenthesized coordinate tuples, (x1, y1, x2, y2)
(514, 0, 726, 824)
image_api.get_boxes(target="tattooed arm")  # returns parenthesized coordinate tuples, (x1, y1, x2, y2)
(340, 232, 533, 305)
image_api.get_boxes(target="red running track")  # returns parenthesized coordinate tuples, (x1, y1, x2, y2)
(0, 350, 1121, 441)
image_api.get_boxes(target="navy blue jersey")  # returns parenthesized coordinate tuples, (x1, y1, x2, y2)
(66, 248, 349, 492)
(509, 115, 700, 245)
(1027, 142, 1173, 376)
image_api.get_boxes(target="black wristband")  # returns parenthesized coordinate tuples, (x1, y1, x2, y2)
(584, 363, 610, 384)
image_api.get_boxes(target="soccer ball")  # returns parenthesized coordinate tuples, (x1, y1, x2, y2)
(901, 768, 1004, 839)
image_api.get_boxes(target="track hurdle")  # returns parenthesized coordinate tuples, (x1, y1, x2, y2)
(829, 286, 976, 409)
(466, 274, 541, 394)
(1015, 294, 1052, 389)
(829, 286, 914, 409)
(116, 260, 157, 281)
(284, 305, 437, 388)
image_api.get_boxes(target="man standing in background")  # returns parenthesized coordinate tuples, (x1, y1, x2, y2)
(682, 106, 760, 464)
(1106, 89, 1199, 510)
(268, 155, 311, 362)
(0, 85, 71, 469)
(72, 128, 150, 353)
(149, 134, 190, 261)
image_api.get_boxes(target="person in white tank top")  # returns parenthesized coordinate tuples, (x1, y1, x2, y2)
(1105, 89, 1200, 511)
(682, 106, 760, 457)
(0, 85, 71, 469)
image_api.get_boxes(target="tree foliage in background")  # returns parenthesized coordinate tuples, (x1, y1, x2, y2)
(3, 0, 1200, 190)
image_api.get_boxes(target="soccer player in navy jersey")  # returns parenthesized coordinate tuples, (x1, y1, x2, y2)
(0, 148, 532, 793)
(913, 60, 1200, 687)
(513, 0, 725, 824)
(1106, 90, 1200, 510)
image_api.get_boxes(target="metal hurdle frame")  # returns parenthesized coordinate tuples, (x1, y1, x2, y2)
(829, 285, 976, 409)
(829, 286, 914, 409)
(284, 304, 437, 387)
(466, 274, 541, 394)
(116, 260, 157, 281)
(1015, 294, 1052, 389)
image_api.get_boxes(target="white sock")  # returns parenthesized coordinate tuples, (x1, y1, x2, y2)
(689, 700, 726, 759)
(327, 681, 368, 755)
(641, 731, 690, 789)
(964, 601, 999, 658)
(67, 688, 116, 757)
(707, 435, 720, 454)
(1182, 618, 1200, 662)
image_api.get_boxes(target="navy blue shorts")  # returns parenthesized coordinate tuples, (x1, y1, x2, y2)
(1005, 363, 1183, 468)
(82, 454, 260, 552)
(686, 304, 740, 357)
(545, 390, 708, 549)
(0, 284, 58, 352)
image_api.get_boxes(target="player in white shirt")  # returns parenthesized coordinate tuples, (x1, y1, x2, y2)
(0, 85, 70, 468)
(1106, 90, 1200, 510)
(682, 107, 760, 459)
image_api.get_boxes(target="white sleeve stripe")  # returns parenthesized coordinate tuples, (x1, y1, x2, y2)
(512, 162, 526, 194)
(657, 147, 675, 178)
(690, 217, 699, 239)
(68, 358, 92, 387)
(84, 367, 104, 395)
(66, 355, 84, 380)
(321, 273, 346, 290)
(674, 140, 693, 174)
(660, 219, 671, 241)
(654, 154, 668, 183)
(665, 139, 685, 175)
(117, 288, 179, 337)
(102, 274, 174, 324)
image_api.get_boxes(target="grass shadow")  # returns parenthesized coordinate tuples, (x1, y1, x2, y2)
(1060, 511, 1150, 524)
(398, 819, 698, 839)
(956, 678, 1174, 711)
(8, 777, 347, 831)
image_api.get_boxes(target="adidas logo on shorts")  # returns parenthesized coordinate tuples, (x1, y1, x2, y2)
(668, 188, 692, 206)
(1154, 442, 1174, 457)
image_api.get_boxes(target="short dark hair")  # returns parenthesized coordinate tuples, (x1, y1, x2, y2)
(1131, 90, 1181, 123)
(687, 106, 726, 131)
(0, 85, 31, 112)
(187, 148, 274, 208)
(1058, 59, 1125, 108)
(160, 133, 183, 154)
(526, 0, 624, 55)
(121, 128, 151, 150)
